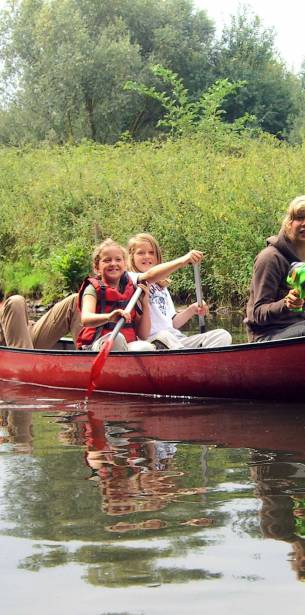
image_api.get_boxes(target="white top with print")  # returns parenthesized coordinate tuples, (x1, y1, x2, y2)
(128, 272, 176, 336)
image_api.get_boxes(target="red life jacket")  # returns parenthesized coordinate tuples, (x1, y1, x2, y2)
(76, 273, 137, 349)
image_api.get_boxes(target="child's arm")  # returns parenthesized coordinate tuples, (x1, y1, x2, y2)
(135, 283, 151, 340)
(81, 294, 131, 327)
(173, 301, 208, 330)
(137, 250, 203, 284)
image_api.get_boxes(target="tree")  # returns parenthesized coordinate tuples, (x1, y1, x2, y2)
(0, 0, 215, 144)
(0, 1, 301, 144)
(0, 0, 143, 143)
(285, 59, 305, 144)
(125, 63, 252, 140)
(212, 8, 301, 137)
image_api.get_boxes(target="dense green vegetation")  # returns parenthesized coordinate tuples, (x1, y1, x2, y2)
(1, 131, 304, 307)
(0, 0, 305, 144)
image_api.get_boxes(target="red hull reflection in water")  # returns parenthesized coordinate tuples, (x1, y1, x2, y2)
(1, 380, 305, 579)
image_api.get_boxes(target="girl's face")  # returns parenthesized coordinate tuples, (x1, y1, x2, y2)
(96, 246, 126, 286)
(132, 241, 158, 272)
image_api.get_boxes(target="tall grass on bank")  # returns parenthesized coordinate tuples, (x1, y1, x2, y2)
(0, 135, 304, 306)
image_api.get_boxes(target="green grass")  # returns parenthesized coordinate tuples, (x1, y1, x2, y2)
(0, 134, 304, 305)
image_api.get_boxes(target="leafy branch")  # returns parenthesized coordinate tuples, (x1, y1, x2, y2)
(125, 64, 256, 138)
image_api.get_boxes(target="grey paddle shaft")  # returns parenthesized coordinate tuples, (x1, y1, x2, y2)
(193, 263, 206, 334)
(110, 285, 143, 340)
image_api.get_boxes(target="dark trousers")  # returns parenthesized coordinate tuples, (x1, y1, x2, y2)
(257, 321, 305, 342)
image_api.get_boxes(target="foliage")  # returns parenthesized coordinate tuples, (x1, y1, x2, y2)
(1, 260, 44, 297)
(47, 240, 90, 295)
(293, 498, 305, 537)
(0, 1, 304, 143)
(1, 135, 305, 306)
(125, 64, 255, 143)
(0, 0, 214, 144)
(212, 8, 301, 138)
(286, 61, 305, 144)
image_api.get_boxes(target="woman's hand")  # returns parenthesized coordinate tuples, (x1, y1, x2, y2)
(284, 288, 304, 310)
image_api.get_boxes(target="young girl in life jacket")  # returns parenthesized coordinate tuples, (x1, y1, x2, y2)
(127, 233, 232, 350)
(78, 237, 205, 351)
(77, 239, 154, 352)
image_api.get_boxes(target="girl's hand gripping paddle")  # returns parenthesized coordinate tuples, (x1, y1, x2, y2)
(86, 285, 143, 396)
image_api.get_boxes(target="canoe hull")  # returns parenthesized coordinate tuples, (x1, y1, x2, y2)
(0, 336, 304, 400)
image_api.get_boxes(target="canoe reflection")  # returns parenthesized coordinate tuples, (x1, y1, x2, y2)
(1, 380, 305, 579)
(56, 392, 305, 553)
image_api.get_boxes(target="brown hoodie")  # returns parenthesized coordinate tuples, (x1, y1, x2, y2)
(245, 231, 305, 341)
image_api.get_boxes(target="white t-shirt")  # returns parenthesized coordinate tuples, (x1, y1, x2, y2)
(128, 271, 177, 337)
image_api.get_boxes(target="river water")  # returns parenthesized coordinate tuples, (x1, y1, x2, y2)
(1, 374, 305, 615)
(1, 314, 305, 614)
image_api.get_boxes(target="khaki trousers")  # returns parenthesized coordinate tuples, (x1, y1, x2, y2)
(0, 294, 81, 349)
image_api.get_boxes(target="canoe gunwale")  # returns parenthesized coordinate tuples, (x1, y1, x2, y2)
(0, 335, 304, 357)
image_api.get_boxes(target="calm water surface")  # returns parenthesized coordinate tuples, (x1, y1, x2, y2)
(0, 309, 303, 614)
(1, 374, 305, 615)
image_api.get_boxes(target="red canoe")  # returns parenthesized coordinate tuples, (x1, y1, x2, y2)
(0, 335, 304, 401)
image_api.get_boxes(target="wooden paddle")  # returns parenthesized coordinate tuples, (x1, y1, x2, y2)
(87, 285, 143, 396)
(193, 263, 206, 333)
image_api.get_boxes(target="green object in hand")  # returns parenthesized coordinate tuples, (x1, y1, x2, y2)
(286, 261, 305, 311)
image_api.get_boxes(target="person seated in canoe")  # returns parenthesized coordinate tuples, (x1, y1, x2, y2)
(77, 238, 205, 351)
(77, 238, 154, 352)
(0, 288, 81, 349)
(245, 195, 305, 342)
(0, 237, 204, 351)
(127, 232, 232, 350)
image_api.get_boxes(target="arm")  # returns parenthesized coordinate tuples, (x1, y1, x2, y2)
(173, 301, 208, 329)
(251, 251, 292, 325)
(137, 250, 203, 284)
(135, 283, 151, 339)
(81, 294, 131, 327)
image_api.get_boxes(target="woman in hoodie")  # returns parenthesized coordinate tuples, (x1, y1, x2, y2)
(245, 195, 305, 341)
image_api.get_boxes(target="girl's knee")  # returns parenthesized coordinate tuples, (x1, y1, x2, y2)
(219, 329, 232, 346)
(4, 295, 27, 313)
(128, 340, 155, 351)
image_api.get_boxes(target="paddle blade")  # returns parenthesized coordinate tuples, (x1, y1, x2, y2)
(87, 337, 114, 396)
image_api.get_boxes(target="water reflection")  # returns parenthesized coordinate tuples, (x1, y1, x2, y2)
(0, 409, 33, 454)
(250, 451, 305, 580)
(1, 380, 305, 612)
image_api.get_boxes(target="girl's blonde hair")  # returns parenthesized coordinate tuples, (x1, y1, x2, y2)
(127, 232, 169, 286)
(92, 238, 127, 273)
(281, 195, 305, 237)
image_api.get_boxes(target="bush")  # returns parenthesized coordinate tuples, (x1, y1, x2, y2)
(1, 261, 44, 298)
(47, 241, 90, 296)
(0, 136, 304, 307)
